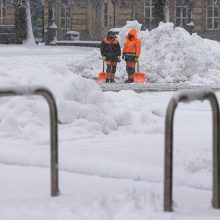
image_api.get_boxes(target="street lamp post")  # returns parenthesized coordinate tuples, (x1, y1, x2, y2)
(65, 0, 68, 34)
(47, 0, 57, 45)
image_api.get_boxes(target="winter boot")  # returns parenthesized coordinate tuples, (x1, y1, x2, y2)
(125, 78, 134, 83)
(105, 79, 110, 83)
(110, 79, 115, 83)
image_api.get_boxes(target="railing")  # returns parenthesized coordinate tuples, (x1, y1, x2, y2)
(0, 87, 59, 196)
(164, 89, 220, 211)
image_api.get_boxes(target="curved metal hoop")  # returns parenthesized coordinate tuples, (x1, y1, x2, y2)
(0, 87, 59, 197)
(164, 89, 220, 211)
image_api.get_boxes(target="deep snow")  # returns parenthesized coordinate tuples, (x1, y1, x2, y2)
(75, 22, 220, 85)
(0, 22, 220, 219)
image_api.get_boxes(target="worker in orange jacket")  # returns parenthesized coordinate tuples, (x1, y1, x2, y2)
(101, 31, 121, 83)
(122, 28, 141, 83)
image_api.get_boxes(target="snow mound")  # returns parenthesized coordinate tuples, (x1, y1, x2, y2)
(74, 22, 220, 85)
(0, 47, 163, 139)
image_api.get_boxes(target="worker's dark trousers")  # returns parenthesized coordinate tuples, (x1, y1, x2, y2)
(126, 62, 136, 79)
(106, 61, 117, 79)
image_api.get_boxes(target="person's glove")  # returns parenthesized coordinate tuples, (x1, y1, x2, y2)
(117, 56, 121, 62)
(102, 56, 107, 61)
(122, 53, 125, 60)
(135, 57, 139, 63)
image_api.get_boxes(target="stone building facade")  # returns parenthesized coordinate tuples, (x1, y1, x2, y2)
(1, 0, 220, 43)
(0, 0, 15, 43)
(51, 0, 159, 40)
(168, 0, 220, 41)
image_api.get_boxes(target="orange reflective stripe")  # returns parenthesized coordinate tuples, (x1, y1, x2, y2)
(106, 74, 115, 79)
(106, 74, 112, 78)
(106, 61, 117, 66)
(129, 74, 134, 79)
(103, 38, 118, 45)
(124, 45, 136, 49)
(110, 74, 115, 79)
(106, 61, 111, 65)
(126, 62, 136, 68)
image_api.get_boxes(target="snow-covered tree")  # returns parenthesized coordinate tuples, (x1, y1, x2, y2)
(154, 0, 167, 27)
(5, 0, 35, 44)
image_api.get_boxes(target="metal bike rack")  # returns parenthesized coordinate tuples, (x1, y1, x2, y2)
(164, 89, 220, 211)
(0, 87, 59, 197)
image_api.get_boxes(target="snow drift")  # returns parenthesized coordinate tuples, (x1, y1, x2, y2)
(0, 46, 163, 139)
(74, 21, 220, 85)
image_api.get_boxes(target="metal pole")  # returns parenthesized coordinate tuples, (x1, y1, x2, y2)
(164, 90, 220, 211)
(48, 0, 53, 27)
(164, 98, 177, 212)
(35, 89, 59, 197)
(208, 93, 220, 208)
(47, 0, 53, 44)
(0, 87, 59, 197)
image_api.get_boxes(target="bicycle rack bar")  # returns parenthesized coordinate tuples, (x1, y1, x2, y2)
(0, 87, 59, 197)
(164, 89, 220, 211)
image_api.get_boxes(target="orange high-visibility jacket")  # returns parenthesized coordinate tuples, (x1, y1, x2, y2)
(123, 29, 141, 57)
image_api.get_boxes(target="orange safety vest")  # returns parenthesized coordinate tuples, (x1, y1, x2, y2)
(123, 28, 141, 57)
(103, 37, 119, 45)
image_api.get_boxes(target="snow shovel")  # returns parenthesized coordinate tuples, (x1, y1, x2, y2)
(96, 61, 107, 83)
(133, 61, 147, 83)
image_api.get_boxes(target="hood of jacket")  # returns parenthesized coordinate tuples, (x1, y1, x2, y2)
(128, 28, 137, 39)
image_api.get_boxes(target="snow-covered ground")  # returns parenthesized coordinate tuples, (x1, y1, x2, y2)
(1, 22, 220, 219)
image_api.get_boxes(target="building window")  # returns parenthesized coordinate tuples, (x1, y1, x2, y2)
(207, 0, 219, 29)
(60, 7, 70, 32)
(175, 0, 188, 27)
(0, 0, 5, 24)
(144, 0, 156, 30)
(104, 2, 108, 27)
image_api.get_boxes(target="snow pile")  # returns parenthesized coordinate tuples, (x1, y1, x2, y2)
(0, 46, 163, 139)
(74, 22, 220, 85)
(141, 22, 220, 84)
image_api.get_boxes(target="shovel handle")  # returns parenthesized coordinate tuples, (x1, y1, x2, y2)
(103, 60, 105, 72)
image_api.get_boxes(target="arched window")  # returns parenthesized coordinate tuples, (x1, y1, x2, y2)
(175, 0, 188, 27)
(0, 0, 5, 24)
(207, 0, 219, 29)
(144, 0, 156, 30)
